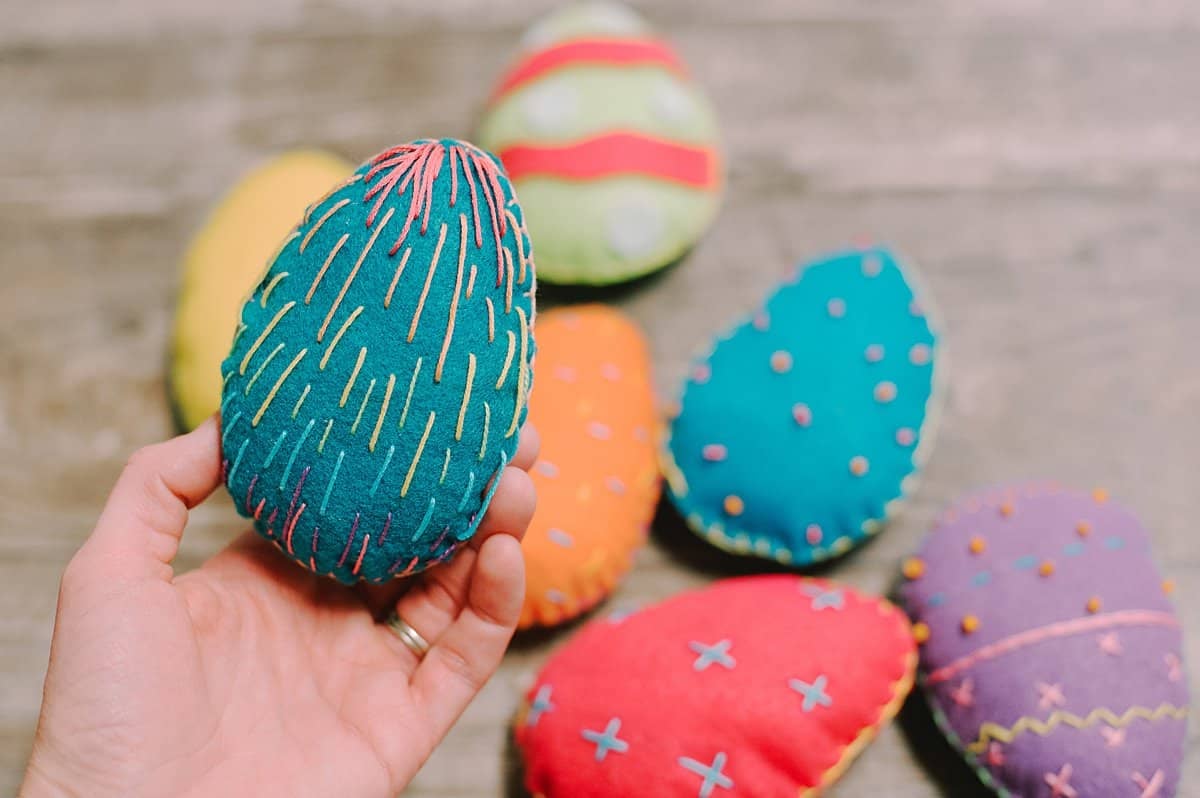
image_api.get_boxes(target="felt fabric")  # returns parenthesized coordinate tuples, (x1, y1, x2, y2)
(519, 305, 659, 629)
(899, 483, 1188, 798)
(169, 151, 353, 431)
(515, 575, 916, 797)
(477, 1, 723, 286)
(220, 139, 536, 584)
(662, 247, 942, 566)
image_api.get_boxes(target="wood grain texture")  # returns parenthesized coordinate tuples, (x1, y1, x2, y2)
(1, 1, 1198, 795)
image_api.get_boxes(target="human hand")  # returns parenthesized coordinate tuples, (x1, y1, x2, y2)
(20, 415, 538, 798)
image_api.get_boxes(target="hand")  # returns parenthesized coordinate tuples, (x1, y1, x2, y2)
(20, 415, 538, 798)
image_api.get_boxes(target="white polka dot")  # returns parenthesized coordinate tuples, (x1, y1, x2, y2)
(535, 461, 559, 478)
(548, 528, 574, 547)
(605, 476, 627, 494)
(827, 298, 846, 318)
(691, 364, 711, 384)
(606, 195, 665, 260)
(862, 253, 883, 277)
(600, 363, 621, 381)
(546, 589, 567, 605)
(521, 79, 579, 135)
(581, 2, 647, 35)
(896, 428, 916, 446)
(652, 76, 695, 124)
(865, 344, 884, 363)
(553, 365, 578, 382)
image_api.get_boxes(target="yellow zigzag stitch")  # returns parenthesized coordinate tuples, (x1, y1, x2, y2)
(966, 703, 1187, 754)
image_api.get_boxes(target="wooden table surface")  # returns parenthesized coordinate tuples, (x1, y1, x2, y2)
(3, 1, 1198, 795)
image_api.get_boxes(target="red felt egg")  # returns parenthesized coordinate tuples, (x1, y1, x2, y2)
(515, 575, 917, 796)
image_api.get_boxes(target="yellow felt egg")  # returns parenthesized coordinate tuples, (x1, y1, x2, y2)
(169, 150, 353, 430)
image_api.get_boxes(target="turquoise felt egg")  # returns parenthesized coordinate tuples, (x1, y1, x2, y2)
(662, 247, 943, 565)
(220, 139, 536, 583)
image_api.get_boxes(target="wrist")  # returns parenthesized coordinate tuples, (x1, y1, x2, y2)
(19, 751, 78, 798)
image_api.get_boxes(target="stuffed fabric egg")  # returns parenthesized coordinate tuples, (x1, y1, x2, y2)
(220, 139, 535, 583)
(170, 150, 353, 431)
(477, 1, 723, 285)
(663, 247, 943, 566)
(519, 305, 659, 629)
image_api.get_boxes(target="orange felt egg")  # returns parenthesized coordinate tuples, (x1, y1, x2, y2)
(520, 305, 659, 628)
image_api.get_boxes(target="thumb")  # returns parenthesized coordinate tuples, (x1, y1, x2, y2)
(79, 415, 223, 583)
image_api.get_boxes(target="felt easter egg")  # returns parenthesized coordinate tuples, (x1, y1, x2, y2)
(519, 305, 659, 629)
(515, 575, 916, 796)
(477, 1, 723, 285)
(662, 247, 943, 566)
(219, 139, 536, 584)
(902, 482, 1180, 796)
(899, 483, 1188, 798)
(170, 150, 353, 431)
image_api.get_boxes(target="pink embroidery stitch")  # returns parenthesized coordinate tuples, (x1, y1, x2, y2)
(362, 141, 508, 284)
(1097, 632, 1123, 655)
(1100, 725, 1126, 747)
(926, 610, 1180, 684)
(1165, 653, 1183, 682)
(984, 742, 1004, 767)
(245, 474, 258, 514)
(949, 678, 974, 708)
(1133, 770, 1164, 797)
(1044, 764, 1077, 798)
(1037, 682, 1066, 710)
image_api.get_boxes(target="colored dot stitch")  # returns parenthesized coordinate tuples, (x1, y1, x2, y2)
(770, 350, 793, 373)
(999, 502, 1014, 518)
(968, 536, 986, 555)
(792, 403, 812, 427)
(587, 422, 611, 440)
(1163, 579, 1176, 595)
(752, 311, 770, 331)
(909, 299, 924, 317)
(874, 381, 897, 403)
(849, 456, 869, 476)
(535, 460, 559, 478)
(827, 298, 846, 318)
(1038, 560, 1056, 577)
(909, 344, 931, 365)
(865, 344, 885, 362)
(1086, 596, 1102, 613)
(961, 614, 980, 634)
(902, 557, 925, 579)
(806, 524, 823, 545)
(862, 253, 883, 277)
(701, 444, 727, 462)
(723, 495, 744, 516)
(1076, 520, 1092, 537)
(896, 427, 916, 446)
(553, 366, 577, 382)
(600, 363, 621, 381)
(913, 622, 930, 644)
(1093, 488, 1109, 503)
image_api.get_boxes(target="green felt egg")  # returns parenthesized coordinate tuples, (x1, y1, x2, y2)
(477, 2, 723, 286)
(220, 139, 536, 583)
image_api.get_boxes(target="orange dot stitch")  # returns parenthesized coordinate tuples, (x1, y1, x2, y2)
(723, 495, 745, 516)
(902, 557, 925, 580)
(961, 615, 980, 634)
(1086, 596, 1102, 614)
(968, 536, 986, 555)
(1075, 521, 1092, 537)
(874, 381, 897, 403)
(1093, 488, 1109, 504)
(770, 350, 793, 374)
(1038, 560, 1055, 577)
(999, 502, 1014, 518)
(913, 622, 931, 644)
(1163, 579, 1176, 595)
(849, 456, 869, 477)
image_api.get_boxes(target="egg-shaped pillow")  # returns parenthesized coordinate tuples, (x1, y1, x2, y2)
(220, 139, 535, 583)
(516, 575, 916, 796)
(899, 483, 1187, 798)
(170, 150, 353, 431)
(477, 1, 723, 286)
(519, 305, 659, 629)
(662, 247, 943, 566)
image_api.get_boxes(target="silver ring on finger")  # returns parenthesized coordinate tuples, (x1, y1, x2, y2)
(384, 611, 431, 660)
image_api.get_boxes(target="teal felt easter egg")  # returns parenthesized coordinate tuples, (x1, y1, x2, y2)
(662, 247, 943, 566)
(220, 139, 536, 583)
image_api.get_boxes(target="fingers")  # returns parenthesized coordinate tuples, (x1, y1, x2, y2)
(360, 464, 536, 616)
(512, 423, 540, 471)
(410, 533, 524, 737)
(81, 416, 223, 583)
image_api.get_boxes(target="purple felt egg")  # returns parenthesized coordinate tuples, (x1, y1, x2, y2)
(899, 482, 1188, 798)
